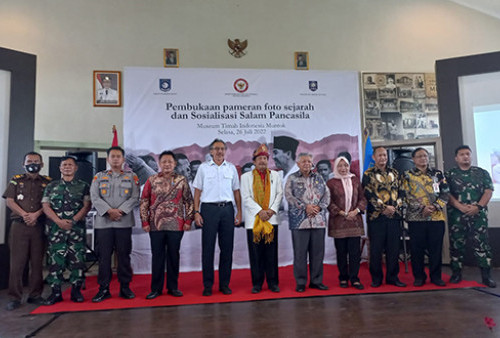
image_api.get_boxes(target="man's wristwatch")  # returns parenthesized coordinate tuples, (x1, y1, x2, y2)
(194, 210, 200, 214)
(476, 204, 485, 211)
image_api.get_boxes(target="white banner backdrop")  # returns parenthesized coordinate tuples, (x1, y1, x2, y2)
(124, 67, 362, 273)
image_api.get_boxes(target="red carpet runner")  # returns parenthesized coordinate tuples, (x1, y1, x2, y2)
(31, 263, 483, 314)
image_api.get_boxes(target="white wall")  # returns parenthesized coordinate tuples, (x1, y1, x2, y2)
(0, 0, 500, 146)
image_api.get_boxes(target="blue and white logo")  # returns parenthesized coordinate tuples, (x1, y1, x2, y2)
(309, 81, 318, 92)
(159, 79, 171, 92)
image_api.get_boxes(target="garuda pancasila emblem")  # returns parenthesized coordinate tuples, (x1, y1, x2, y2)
(227, 38, 248, 58)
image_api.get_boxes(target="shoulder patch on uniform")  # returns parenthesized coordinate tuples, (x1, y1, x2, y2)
(93, 175, 98, 181)
(43, 175, 52, 181)
(133, 174, 139, 185)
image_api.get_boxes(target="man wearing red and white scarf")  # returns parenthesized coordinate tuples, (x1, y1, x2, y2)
(240, 144, 283, 294)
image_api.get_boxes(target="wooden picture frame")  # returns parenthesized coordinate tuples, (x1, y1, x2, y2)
(295, 51, 309, 70)
(93, 70, 121, 107)
(164, 48, 179, 68)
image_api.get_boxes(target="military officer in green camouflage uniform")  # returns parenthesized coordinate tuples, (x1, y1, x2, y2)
(446, 145, 496, 288)
(42, 156, 91, 304)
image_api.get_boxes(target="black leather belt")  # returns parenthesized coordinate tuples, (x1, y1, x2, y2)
(204, 201, 232, 207)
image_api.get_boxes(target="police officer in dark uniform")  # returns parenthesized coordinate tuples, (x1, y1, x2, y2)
(90, 146, 140, 302)
(3, 152, 51, 311)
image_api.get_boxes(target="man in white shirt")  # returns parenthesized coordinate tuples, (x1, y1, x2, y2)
(193, 139, 242, 296)
(96, 76, 118, 104)
(240, 144, 283, 293)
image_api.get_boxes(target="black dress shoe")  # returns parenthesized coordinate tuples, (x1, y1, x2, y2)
(27, 296, 44, 305)
(119, 286, 136, 299)
(202, 287, 212, 296)
(43, 292, 63, 306)
(146, 291, 161, 299)
(92, 288, 111, 303)
(219, 286, 232, 295)
(449, 272, 462, 284)
(352, 282, 364, 290)
(269, 285, 280, 293)
(387, 280, 407, 287)
(370, 281, 382, 288)
(6, 300, 21, 311)
(413, 279, 425, 287)
(296, 285, 306, 292)
(167, 289, 183, 297)
(309, 283, 329, 290)
(251, 286, 261, 294)
(339, 280, 349, 288)
(431, 279, 446, 287)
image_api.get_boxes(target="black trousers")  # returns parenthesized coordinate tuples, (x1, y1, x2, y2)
(368, 218, 401, 284)
(149, 230, 184, 292)
(201, 203, 234, 289)
(408, 221, 445, 282)
(246, 226, 279, 288)
(95, 228, 132, 287)
(334, 236, 361, 283)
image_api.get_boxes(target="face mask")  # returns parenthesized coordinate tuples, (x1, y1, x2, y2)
(25, 163, 41, 173)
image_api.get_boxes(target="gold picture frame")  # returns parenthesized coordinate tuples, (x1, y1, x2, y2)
(93, 70, 121, 107)
(295, 51, 309, 70)
(164, 48, 179, 68)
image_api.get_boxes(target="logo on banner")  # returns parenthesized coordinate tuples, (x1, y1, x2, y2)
(309, 81, 318, 92)
(159, 79, 171, 92)
(233, 78, 249, 93)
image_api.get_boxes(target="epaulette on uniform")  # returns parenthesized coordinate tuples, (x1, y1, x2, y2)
(9, 174, 24, 184)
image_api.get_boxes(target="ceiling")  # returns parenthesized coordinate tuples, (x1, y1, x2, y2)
(450, 0, 500, 20)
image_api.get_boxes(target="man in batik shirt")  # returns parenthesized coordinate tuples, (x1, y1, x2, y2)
(362, 146, 406, 288)
(285, 153, 330, 292)
(401, 147, 449, 287)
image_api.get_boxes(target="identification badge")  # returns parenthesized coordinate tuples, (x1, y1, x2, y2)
(17, 194, 24, 200)
(432, 177, 440, 194)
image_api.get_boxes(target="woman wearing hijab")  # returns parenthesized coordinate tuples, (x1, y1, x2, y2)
(327, 156, 367, 290)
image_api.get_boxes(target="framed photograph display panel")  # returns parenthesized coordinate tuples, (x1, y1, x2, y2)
(362, 72, 438, 142)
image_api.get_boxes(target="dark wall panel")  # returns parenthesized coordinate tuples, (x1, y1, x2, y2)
(0, 47, 36, 289)
(436, 51, 500, 170)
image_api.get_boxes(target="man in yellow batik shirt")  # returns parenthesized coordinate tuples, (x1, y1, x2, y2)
(402, 147, 449, 288)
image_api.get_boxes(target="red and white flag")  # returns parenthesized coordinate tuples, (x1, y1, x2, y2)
(112, 125, 119, 147)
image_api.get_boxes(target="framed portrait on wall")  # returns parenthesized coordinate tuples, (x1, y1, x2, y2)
(164, 48, 179, 68)
(295, 51, 309, 70)
(93, 71, 121, 107)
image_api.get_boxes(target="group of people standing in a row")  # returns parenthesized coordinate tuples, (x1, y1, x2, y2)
(4, 139, 495, 312)
(363, 145, 495, 290)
